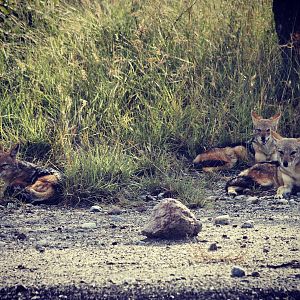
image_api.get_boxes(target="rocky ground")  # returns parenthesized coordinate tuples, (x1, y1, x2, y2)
(0, 176, 299, 299)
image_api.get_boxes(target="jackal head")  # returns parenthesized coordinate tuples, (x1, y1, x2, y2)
(0, 144, 20, 182)
(251, 111, 281, 145)
(272, 131, 300, 168)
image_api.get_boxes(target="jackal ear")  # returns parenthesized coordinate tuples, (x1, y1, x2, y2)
(270, 112, 281, 129)
(271, 112, 281, 121)
(271, 130, 283, 142)
(251, 111, 262, 121)
(10, 144, 20, 159)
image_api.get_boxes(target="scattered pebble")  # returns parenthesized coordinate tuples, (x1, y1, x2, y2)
(231, 266, 246, 277)
(81, 222, 97, 229)
(208, 243, 218, 251)
(35, 245, 45, 253)
(241, 220, 254, 229)
(16, 233, 27, 241)
(251, 271, 260, 277)
(276, 199, 289, 205)
(214, 215, 230, 225)
(246, 196, 259, 204)
(89, 205, 102, 213)
(36, 239, 50, 247)
(234, 195, 246, 201)
(107, 206, 123, 215)
(7, 203, 16, 209)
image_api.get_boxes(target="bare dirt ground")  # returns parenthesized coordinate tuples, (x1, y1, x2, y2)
(0, 177, 299, 299)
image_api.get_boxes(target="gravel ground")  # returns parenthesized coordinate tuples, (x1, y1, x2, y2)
(0, 179, 299, 299)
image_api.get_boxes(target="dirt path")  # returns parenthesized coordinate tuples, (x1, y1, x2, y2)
(0, 189, 299, 299)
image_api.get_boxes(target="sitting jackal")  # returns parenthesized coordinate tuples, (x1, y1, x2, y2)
(0, 144, 63, 204)
(226, 132, 300, 198)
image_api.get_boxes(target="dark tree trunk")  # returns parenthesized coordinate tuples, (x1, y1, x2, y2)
(273, 0, 300, 104)
(273, 0, 300, 64)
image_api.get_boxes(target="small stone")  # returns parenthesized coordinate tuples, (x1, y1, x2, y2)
(36, 239, 49, 247)
(35, 245, 45, 253)
(251, 271, 260, 277)
(16, 233, 27, 241)
(0, 205, 5, 210)
(7, 202, 16, 209)
(231, 266, 246, 277)
(90, 205, 102, 212)
(235, 195, 246, 200)
(208, 243, 218, 251)
(81, 222, 97, 229)
(107, 206, 123, 215)
(246, 196, 259, 204)
(214, 215, 230, 225)
(241, 220, 254, 229)
(276, 199, 289, 205)
(0, 241, 6, 247)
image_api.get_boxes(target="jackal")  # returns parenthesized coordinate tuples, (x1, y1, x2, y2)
(0, 144, 63, 204)
(226, 132, 300, 198)
(193, 111, 281, 172)
(250, 111, 281, 163)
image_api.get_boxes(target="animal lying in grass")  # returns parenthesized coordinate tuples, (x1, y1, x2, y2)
(0, 144, 63, 205)
(193, 111, 281, 172)
(226, 132, 300, 198)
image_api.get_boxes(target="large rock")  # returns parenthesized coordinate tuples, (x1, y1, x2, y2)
(141, 198, 202, 239)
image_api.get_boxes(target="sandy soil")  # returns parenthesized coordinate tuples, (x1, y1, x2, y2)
(0, 184, 299, 299)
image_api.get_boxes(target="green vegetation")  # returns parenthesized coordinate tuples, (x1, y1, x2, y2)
(1, 0, 299, 204)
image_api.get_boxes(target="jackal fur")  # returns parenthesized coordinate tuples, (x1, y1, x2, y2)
(0, 144, 63, 204)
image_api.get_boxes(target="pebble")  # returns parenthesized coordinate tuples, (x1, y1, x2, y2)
(241, 220, 254, 229)
(35, 245, 45, 253)
(251, 271, 260, 277)
(107, 206, 123, 215)
(7, 202, 16, 209)
(234, 195, 246, 201)
(214, 215, 230, 225)
(90, 205, 102, 213)
(0, 241, 6, 247)
(276, 199, 289, 205)
(246, 196, 259, 204)
(81, 222, 97, 229)
(36, 239, 50, 247)
(231, 266, 246, 277)
(208, 243, 218, 251)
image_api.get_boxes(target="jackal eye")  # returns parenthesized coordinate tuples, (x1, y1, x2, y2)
(278, 150, 284, 155)
(266, 129, 270, 133)
(290, 150, 297, 155)
(256, 129, 261, 132)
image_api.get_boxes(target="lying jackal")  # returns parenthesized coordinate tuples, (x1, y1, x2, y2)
(193, 111, 281, 171)
(0, 144, 63, 204)
(226, 132, 300, 198)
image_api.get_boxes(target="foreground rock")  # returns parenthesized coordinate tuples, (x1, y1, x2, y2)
(141, 198, 202, 239)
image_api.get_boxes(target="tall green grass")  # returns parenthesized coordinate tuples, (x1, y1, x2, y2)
(0, 0, 299, 204)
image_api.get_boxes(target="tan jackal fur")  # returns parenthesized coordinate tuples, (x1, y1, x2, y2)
(250, 111, 281, 163)
(0, 144, 63, 204)
(226, 132, 300, 198)
(193, 111, 281, 172)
